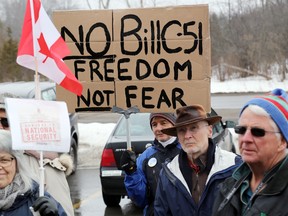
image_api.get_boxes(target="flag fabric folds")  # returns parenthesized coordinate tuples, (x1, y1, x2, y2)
(17, 0, 83, 96)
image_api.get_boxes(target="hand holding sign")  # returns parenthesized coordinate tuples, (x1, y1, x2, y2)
(112, 106, 139, 150)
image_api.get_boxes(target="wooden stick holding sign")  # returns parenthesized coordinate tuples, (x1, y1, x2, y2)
(34, 76, 46, 198)
(112, 106, 140, 150)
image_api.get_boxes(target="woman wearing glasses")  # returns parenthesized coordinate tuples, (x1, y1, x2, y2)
(0, 93, 74, 216)
(213, 88, 288, 216)
(0, 130, 67, 215)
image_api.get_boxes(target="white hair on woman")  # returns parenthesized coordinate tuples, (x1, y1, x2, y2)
(0, 130, 37, 192)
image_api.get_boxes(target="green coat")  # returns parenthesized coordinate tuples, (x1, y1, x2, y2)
(213, 155, 288, 216)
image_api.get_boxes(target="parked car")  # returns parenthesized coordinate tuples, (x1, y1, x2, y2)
(0, 81, 79, 173)
(100, 109, 236, 206)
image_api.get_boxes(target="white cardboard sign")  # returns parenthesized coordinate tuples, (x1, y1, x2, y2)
(5, 98, 70, 152)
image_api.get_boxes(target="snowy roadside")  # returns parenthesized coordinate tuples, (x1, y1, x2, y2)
(211, 76, 288, 93)
(77, 122, 116, 168)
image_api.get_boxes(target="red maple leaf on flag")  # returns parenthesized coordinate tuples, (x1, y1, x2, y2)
(17, 0, 83, 96)
(37, 33, 53, 63)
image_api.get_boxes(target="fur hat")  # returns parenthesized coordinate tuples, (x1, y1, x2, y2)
(240, 88, 288, 143)
(59, 153, 74, 176)
(149, 113, 176, 128)
(162, 104, 221, 136)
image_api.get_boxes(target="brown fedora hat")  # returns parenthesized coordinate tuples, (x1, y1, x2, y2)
(162, 104, 222, 136)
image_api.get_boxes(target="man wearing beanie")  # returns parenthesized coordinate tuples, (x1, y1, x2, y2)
(213, 88, 288, 216)
(120, 112, 181, 216)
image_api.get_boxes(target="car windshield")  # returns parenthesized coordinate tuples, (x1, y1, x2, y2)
(113, 113, 154, 137)
(41, 88, 56, 101)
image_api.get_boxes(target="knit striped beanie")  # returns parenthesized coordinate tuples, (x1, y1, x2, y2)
(240, 88, 288, 143)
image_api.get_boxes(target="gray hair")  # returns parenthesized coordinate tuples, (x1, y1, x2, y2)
(241, 105, 281, 141)
(0, 130, 34, 192)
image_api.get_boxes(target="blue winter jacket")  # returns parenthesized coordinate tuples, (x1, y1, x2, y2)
(0, 181, 67, 216)
(124, 138, 181, 215)
(154, 145, 242, 216)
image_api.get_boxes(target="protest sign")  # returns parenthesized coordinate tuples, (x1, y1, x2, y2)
(53, 5, 211, 112)
(5, 98, 70, 152)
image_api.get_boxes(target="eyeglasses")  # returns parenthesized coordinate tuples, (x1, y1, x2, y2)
(0, 157, 15, 167)
(234, 125, 280, 137)
(0, 117, 9, 128)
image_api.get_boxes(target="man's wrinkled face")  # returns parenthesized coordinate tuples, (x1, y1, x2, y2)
(177, 121, 212, 159)
(151, 117, 174, 142)
(238, 108, 285, 168)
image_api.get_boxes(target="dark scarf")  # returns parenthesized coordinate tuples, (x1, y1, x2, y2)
(179, 139, 216, 202)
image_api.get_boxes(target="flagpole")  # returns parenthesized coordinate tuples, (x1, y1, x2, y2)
(29, 0, 40, 99)
(30, 0, 41, 101)
(29, 0, 45, 197)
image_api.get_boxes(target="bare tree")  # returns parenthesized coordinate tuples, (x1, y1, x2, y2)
(101, 0, 111, 9)
(1, 0, 26, 39)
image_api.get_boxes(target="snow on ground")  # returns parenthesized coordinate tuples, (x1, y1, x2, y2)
(211, 76, 288, 93)
(77, 123, 116, 168)
(77, 77, 287, 168)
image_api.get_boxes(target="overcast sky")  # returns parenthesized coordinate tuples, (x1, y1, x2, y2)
(3, 0, 261, 18)
(70, 0, 251, 14)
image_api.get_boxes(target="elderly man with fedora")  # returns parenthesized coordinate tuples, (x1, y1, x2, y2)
(154, 104, 242, 216)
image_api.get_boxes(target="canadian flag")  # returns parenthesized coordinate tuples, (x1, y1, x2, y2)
(17, 0, 83, 96)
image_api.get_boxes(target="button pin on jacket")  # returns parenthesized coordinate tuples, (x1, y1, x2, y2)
(148, 157, 157, 167)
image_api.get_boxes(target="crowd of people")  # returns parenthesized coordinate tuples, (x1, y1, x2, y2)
(0, 87, 287, 216)
(121, 88, 287, 216)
